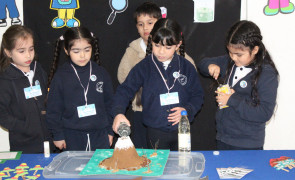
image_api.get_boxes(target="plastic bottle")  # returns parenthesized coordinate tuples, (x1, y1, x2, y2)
(178, 110, 191, 152)
(117, 122, 131, 137)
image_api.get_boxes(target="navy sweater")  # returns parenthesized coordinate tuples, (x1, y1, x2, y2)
(198, 55, 278, 148)
(46, 61, 114, 141)
(0, 62, 51, 153)
(112, 53, 204, 132)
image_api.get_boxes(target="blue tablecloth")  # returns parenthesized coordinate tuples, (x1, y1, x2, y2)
(1, 150, 295, 179)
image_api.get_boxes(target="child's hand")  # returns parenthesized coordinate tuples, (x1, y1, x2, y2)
(168, 107, 186, 126)
(54, 140, 66, 150)
(208, 64, 220, 80)
(215, 89, 235, 107)
(112, 114, 130, 133)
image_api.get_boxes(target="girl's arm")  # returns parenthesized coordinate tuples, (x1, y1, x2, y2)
(0, 90, 28, 133)
(46, 75, 65, 141)
(182, 67, 204, 122)
(197, 55, 230, 77)
(228, 66, 278, 123)
(102, 68, 115, 136)
(111, 62, 144, 119)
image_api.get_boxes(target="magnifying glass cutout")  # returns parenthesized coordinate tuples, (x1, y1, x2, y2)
(107, 0, 128, 25)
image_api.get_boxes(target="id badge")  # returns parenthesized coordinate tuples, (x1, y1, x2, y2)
(77, 104, 96, 118)
(160, 92, 179, 106)
(24, 85, 42, 99)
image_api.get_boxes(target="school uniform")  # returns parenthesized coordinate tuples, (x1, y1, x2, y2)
(46, 60, 114, 151)
(0, 62, 52, 153)
(198, 55, 278, 149)
(113, 53, 204, 150)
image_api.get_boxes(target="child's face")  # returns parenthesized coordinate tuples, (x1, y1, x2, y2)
(227, 44, 259, 67)
(136, 14, 158, 44)
(152, 41, 181, 62)
(65, 39, 92, 67)
(4, 36, 34, 72)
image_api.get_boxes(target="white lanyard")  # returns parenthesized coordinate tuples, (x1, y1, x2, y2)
(29, 61, 37, 87)
(71, 61, 92, 105)
(227, 64, 235, 86)
(151, 54, 180, 93)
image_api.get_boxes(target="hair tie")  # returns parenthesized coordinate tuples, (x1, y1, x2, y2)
(160, 7, 167, 18)
(59, 35, 64, 40)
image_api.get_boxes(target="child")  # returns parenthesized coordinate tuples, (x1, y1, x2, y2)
(113, 18, 204, 150)
(0, 25, 52, 153)
(117, 2, 196, 148)
(198, 20, 279, 150)
(46, 27, 114, 151)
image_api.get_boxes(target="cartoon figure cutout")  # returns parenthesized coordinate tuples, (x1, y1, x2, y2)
(0, 0, 22, 27)
(264, 0, 294, 15)
(50, 0, 80, 28)
(107, 0, 128, 25)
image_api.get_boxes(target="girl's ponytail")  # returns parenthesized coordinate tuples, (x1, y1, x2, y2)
(179, 33, 185, 57)
(146, 36, 153, 57)
(48, 38, 62, 89)
(92, 35, 101, 65)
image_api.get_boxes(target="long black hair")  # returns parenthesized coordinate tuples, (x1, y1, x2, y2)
(224, 20, 279, 106)
(47, 27, 100, 89)
(146, 18, 185, 57)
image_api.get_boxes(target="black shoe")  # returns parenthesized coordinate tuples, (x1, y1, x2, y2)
(0, 19, 7, 27)
(11, 18, 22, 25)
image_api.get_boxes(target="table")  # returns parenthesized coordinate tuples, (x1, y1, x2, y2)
(1, 150, 295, 179)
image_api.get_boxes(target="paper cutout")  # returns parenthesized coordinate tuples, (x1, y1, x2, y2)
(5, 176, 18, 180)
(29, 165, 44, 175)
(264, 0, 294, 15)
(216, 167, 253, 179)
(15, 163, 29, 170)
(0, 0, 22, 27)
(1, 164, 43, 180)
(1, 167, 14, 176)
(107, 0, 128, 25)
(14, 170, 28, 179)
(270, 156, 295, 172)
(50, 0, 81, 28)
(0, 172, 9, 179)
(26, 174, 41, 180)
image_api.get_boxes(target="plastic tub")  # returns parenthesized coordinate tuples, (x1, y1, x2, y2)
(43, 151, 205, 179)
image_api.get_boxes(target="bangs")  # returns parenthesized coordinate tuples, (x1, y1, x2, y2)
(152, 28, 178, 46)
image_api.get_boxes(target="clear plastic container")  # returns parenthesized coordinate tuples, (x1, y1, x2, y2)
(43, 151, 205, 179)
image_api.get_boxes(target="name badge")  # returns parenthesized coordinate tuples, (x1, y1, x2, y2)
(77, 104, 96, 118)
(160, 92, 179, 106)
(24, 85, 42, 99)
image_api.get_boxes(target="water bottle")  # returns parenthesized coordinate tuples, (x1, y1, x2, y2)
(178, 110, 191, 152)
(117, 122, 131, 137)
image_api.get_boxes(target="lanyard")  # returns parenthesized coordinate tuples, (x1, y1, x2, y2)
(29, 61, 37, 87)
(226, 64, 235, 86)
(151, 54, 180, 94)
(71, 61, 92, 106)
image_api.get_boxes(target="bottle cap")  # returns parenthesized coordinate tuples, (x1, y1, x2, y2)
(181, 110, 187, 116)
(118, 122, 131, 137)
